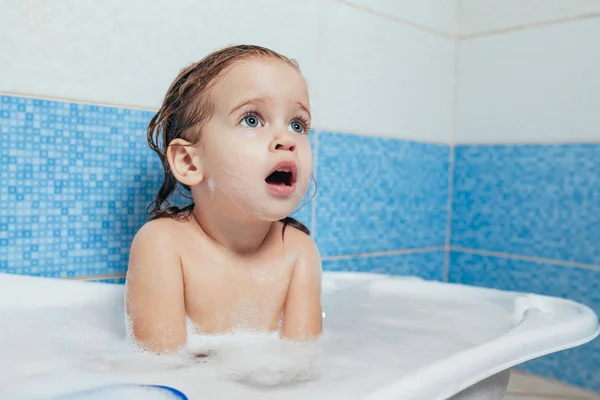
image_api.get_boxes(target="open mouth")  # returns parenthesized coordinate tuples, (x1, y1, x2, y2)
(265, 161, 297, 196)
(266, 169, 293, 186)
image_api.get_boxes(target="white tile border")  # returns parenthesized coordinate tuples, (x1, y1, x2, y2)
(5, 94, 600, 146)
(0, 90, 157, 112)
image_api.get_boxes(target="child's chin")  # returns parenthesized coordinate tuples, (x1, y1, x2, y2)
(257, 205, 301, 223)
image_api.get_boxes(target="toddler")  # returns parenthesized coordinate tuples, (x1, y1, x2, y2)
(125, 44, 323, 354)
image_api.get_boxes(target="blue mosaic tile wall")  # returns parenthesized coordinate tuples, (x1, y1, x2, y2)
(314, 132, 449, 257)
(449, 252, 600, 392)
(451, 144, 600, 265)
(450, 144, 600, 392)
(0, 95, 161, 277)
(0, 94, 447, 279)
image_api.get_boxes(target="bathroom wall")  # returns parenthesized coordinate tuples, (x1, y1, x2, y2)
(450, 2, 600, 391)
(3, 0, 598, 393)
(0, 1, 454, 281)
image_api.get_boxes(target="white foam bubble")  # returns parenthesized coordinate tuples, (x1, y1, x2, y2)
(184, 329, 323, 387)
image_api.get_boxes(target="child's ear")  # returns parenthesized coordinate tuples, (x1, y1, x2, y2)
(166, 138, 204, 186)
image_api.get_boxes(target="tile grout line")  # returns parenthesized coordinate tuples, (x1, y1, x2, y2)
(459, 12, 600, 41)
(329, 0, 454, 40)
(451, 246, 600, 271)
(68, 273, 126, 281)
(311, 0, 323, 239)
(443, 38, 459, 282)
(454, 0, 462, 41)
(326, 0, 599, 44)
(310, 130, 319, 236)
(322, 247, 445, 261)
(455, 139, 600, 146)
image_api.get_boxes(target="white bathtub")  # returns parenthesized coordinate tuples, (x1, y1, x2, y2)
(0, 271, 597, 400)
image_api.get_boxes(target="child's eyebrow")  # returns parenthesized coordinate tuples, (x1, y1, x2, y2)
(229, 96, 264, 116)
(228, 96, 311, 119)
(296, 102, 311, 119)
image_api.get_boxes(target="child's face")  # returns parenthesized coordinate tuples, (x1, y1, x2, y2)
(198, 57, 312, 222)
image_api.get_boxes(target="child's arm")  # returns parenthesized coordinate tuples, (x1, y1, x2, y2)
(281, 234, 323, 340)
(125, 220, 187, 353)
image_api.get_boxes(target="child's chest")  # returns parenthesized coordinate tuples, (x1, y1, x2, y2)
(179, 246, 297, 334)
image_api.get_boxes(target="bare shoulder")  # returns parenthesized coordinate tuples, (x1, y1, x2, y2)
(126, 217, 188, 353)
(131, 217, 186, 248)
(281, 221, 322, 268)
(127, 217, 187, 284)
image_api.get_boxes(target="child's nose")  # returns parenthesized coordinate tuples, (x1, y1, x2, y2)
(270, 134, 297, 153)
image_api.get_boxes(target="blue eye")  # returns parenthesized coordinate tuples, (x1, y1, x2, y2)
(241, 113, 261, 128)
(289, 120, 305, 134)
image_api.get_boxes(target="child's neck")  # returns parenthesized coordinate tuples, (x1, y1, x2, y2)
(191, 206, 273, 254)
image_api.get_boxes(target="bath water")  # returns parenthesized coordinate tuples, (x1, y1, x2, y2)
(0, 276, 515, 400)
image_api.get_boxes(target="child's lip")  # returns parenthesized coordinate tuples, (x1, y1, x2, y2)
(265, 160, 298, 197)
(266, 181, 296, 197)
